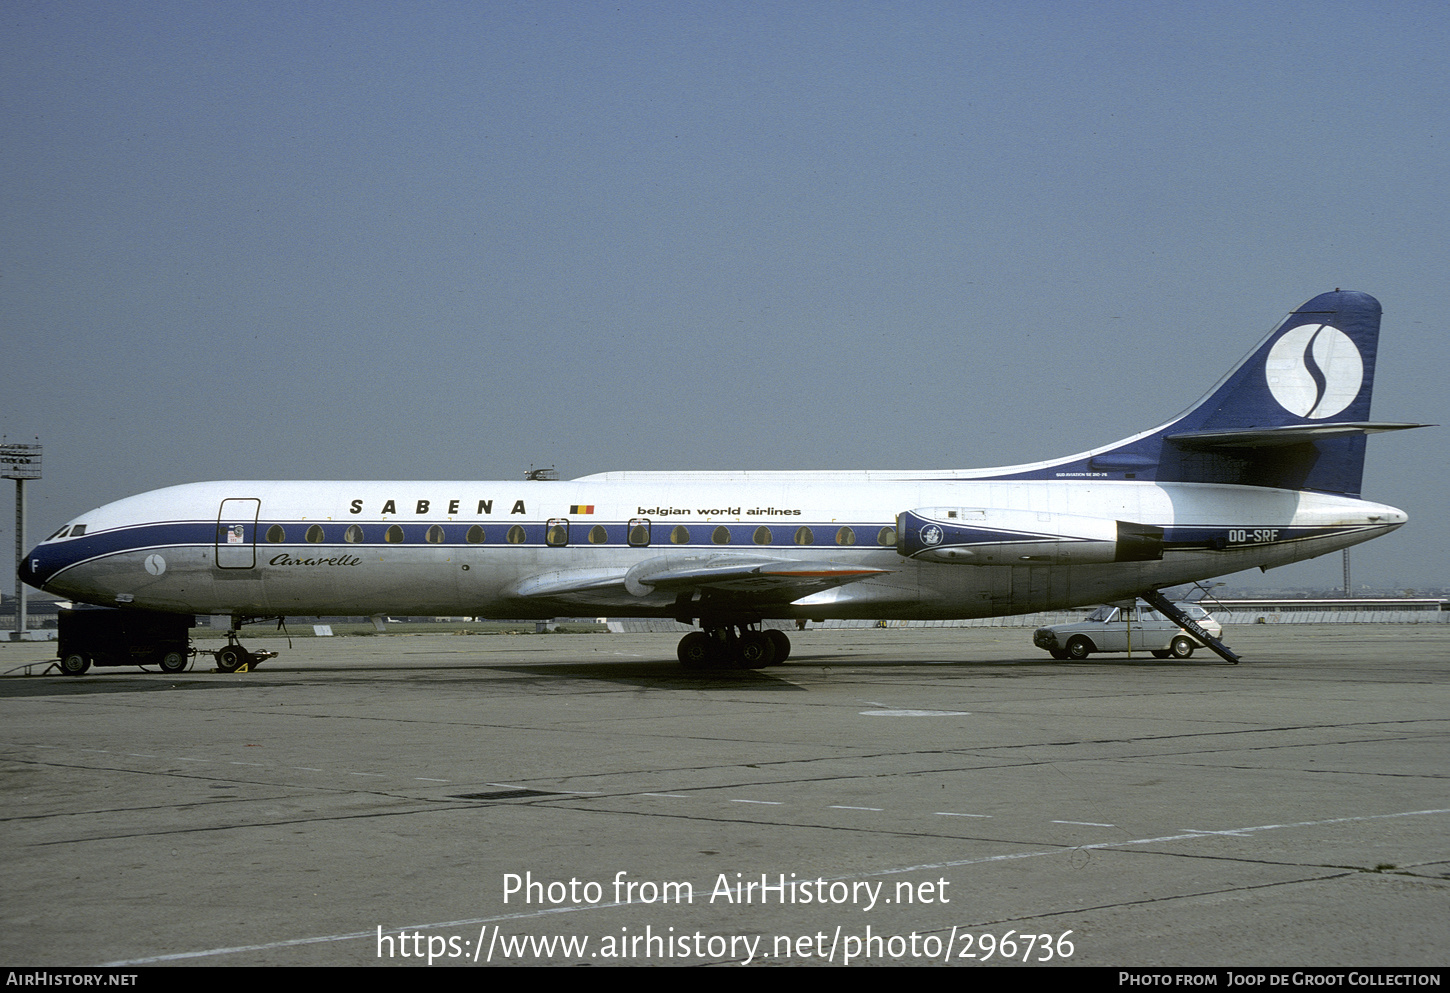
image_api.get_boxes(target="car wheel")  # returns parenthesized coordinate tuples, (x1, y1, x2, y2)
(1065, 636, 1093, 660)
(1170, 636, 1195, 659)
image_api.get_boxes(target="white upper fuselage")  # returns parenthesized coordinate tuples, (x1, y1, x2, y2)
(26, 473, 1405, 621)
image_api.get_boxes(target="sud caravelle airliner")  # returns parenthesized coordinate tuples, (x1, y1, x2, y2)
(20, 290, 1426, 671)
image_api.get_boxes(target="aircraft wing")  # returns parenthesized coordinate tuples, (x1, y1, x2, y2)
(507, 553, 891, 610)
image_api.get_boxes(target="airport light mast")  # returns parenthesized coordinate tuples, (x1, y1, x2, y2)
(3, 442, 41, 641)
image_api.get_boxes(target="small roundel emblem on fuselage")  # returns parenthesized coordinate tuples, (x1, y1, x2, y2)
(1264, 323, 1363, 419)
(144, 554, 167, 576)
(921, 524, 944, 546)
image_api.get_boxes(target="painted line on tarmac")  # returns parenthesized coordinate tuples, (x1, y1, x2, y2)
(102, 806, 1450, 966)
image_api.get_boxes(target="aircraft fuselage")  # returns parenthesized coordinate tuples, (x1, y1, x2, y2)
(24, 475, 1404, 621)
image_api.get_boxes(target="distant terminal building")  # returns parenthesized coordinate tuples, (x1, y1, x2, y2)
(0, 593, 61, 629)
(1201, 598, 1449, 624)
(615, 598, 1450, 632)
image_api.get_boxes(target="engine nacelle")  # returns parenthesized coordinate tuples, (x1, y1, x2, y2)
(896, 508, 1163, 565)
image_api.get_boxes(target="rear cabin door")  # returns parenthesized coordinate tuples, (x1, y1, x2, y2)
(216, 498, 261, 569)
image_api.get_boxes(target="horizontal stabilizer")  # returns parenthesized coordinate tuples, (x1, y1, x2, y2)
(1166, 422, 1432, 449)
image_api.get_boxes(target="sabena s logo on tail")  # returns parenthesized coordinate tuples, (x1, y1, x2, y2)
(1264, 323, 1364, 419)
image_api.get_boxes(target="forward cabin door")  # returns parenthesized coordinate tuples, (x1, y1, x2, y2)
(216, 498, 261, 569)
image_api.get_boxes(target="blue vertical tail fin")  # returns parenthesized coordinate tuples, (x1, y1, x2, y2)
(997, 291, 1426, 496)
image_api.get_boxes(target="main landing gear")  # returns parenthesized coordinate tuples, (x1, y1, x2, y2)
(677, 623, 791, 669)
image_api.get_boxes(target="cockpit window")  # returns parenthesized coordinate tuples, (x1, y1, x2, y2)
(70, 525, 85, 537)
(47, 526, 70, 541)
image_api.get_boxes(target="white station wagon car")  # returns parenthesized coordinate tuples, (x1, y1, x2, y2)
(1033, 601, 1223, 660)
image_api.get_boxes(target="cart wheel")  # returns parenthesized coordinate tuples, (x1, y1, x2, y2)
(60, 654, 91, 676)
(158, 651, 188, 674)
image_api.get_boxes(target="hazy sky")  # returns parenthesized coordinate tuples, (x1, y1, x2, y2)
(4, 1, 1446, 592)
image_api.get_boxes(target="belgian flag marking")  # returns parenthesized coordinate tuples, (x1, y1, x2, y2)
(570, 505, 594, 515)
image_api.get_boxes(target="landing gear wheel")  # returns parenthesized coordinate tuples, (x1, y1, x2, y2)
(60, 654, 91, 676)
(677, 632, 712, 669)
(158, 651, 188, 674)
(216, 645, 250, 673)
(738, 631, 776, 669)
(765, 630, 791, 664)
(1170, 636, 1195, 659)
(1065, 636, 1093, 660)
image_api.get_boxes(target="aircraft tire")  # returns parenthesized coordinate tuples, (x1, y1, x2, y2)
(678, 632, 712, 668)
(1065, 636, 1093, 660)
(1170, 636, 1195, 659)
(158, 651, 188, 673)
(60, 654, 91, 676)
(738, 632, 776, 669)
(765, 630, 790, 663)
(216, 645, 248, 673)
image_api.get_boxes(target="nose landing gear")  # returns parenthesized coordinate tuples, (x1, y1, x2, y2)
(212, 620, 280, 673)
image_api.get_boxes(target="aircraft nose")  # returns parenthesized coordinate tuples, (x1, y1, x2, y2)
(17, 548, 40, 587)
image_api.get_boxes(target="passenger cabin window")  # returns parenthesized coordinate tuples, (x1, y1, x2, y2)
(546, 519, 569, 546)
(877, 526, 896, 546)
(712, 526, 731, 545)
(670, 525, 690, 545)
(588, 525, 608, 545)
(753, 526, 771, 545)
(385, 525, 404, 543)
(793, 526, 813, 545)
(305, 525, 325, 543)
(835, 526, 856, 546)
(345, 525, 365, 543)
(466, 525, 485, 544)
(266, 525, 286, 543)
(628, 519, 650, 547)
(506, 525, 526, 544)
(426, 525, 445, 544)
